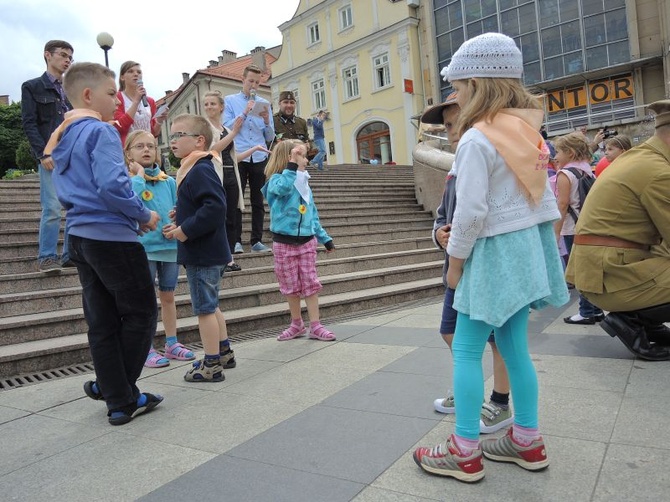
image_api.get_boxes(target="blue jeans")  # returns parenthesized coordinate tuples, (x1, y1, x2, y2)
(148, 260, 179, 292)
(185, 265, 223, 315)
(313, 138, 326, 170)
(69, 235, 157, 412)
(453, 306, 537, 439)
(39, 163, 69, 263)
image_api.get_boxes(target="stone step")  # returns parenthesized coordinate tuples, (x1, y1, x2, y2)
(0, 261, 443, 346)
(0, 277, 442, 377)
(0, 236, 436, 279)
(0, 248, 443, 316)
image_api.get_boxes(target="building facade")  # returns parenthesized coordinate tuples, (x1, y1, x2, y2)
(271, 0, 426, 165)
(429, 0, 670, 139)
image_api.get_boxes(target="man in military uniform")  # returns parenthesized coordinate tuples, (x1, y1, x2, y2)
(273, 91, 309, 142)
(566, 100, 670, 361)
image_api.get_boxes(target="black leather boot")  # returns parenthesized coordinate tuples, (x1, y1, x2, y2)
(600, 312, 670, 361)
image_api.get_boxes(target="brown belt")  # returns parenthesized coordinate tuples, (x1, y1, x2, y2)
(574, 234, 649, 250)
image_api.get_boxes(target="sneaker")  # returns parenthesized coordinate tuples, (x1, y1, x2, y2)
(479, 401, 514, 434)
(481, 427, 549, 471)
(250, 242, 271, 253)
(38, 257, 62, 273)
(233, 242, 244, 254)
(220, 349, 236, 369)
(433, 393, 455, 414)
(413, 435, 485, 483)
(184, 358, 225, 382)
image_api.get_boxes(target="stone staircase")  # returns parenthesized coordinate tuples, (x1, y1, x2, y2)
(0, 165, 444, 377)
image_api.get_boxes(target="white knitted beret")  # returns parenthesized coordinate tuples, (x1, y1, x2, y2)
(445, 32, 523, 80)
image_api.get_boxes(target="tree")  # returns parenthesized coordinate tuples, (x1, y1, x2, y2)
(0, 102, 29, 177)
(16, 140, 35, 171)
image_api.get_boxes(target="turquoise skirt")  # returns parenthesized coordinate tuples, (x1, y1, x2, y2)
(453, 221, 569, 327)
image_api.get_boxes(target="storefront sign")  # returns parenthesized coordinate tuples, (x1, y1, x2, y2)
(546, 75, 634, 112)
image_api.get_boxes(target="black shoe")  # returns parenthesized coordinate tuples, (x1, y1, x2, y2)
(107, 392, 163, 426)
(224, 263, 242, 273)
(600, 313, 670, 361)
(61, 259, 76, 268)
(83, 380, 104, 401)
(645, 324, 670, 347)
(564, 314, 596, 325)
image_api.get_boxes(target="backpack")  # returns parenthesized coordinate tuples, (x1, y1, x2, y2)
(565, 167, 595, 222)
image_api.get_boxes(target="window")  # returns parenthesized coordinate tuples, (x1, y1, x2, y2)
(308, 23, 320, 45)
(339, 5, 353, 30)
(312, 79, 326, 110)
(373, 53, 391, 89)
(342, 66, 359, 100)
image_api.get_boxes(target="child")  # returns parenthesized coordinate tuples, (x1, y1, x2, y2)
(413, 33, 569, 482)
(124, 130, 196, 367)
(420, 92, 513, 434)
(552, 134, 604, 325)
(47, 62, 163, 425)
(163, 114, 236, 382)
(261, 140, 336, 341)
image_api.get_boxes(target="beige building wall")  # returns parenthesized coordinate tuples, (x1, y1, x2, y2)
(271, 0, 426, 165)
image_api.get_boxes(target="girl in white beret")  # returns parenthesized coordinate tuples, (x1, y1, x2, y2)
(413, 32, 569, 482)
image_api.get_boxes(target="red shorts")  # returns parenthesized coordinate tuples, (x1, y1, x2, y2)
(272, 239, 322, 297)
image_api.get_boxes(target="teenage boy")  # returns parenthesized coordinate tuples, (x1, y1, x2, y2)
(224, 65, 275, 254)
(47, 62, 163, 426)
(21, 40, 74, 272)
(164, 114, 237, 382)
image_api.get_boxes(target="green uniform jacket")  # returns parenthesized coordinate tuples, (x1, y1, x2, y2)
(565, 136, 670, 311)
(273, 114, 309, 141)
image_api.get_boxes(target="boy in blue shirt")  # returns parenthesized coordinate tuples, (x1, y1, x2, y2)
(163, 114, 236, 382)
(47, 62, 163, 426)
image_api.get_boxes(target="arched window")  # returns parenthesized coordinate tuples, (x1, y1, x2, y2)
(356, 121, 392, 164)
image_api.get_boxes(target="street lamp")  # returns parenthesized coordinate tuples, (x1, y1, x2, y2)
(96, 32, 114, 68)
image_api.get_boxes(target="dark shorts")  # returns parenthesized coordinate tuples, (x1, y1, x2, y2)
(440, 287, 495, 343)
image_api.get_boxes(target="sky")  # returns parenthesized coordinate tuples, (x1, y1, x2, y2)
(0, 0, 301, 103)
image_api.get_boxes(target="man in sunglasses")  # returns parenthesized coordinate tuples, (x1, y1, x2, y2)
(21, 40, 74, 273)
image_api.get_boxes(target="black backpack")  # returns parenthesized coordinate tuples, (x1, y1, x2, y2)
(565, 167, 595, 222)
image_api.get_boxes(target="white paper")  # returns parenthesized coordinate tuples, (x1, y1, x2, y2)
(248, 101, 268, 117)
(294, 170, 311, 204)
(154, 103, 169, 117)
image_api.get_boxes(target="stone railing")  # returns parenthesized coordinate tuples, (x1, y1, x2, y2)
(412, 133, 454, 218)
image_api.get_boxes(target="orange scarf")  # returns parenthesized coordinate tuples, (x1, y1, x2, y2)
(44, 109, 105, 156)
(473, 108, 549, 205)
(176, 150, 222, 189)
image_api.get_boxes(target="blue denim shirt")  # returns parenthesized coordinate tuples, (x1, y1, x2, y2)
(223, 91, 274, 163)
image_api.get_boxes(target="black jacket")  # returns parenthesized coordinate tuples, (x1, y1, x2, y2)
(21, 72, 71, 160)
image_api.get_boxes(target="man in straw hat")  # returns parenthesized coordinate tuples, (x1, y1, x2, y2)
(566, 100, 670, 361)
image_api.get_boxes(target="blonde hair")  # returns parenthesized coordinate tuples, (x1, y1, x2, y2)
(172, 114, 213, 148)
(62, 62, 115, 102)
(203, 90, 224, 106)
(265, 140, 303, 177)
(554, 133, 592, 162)
(605, 134, 632, 152)
(455, 78, 542, 138)
(123, 130, 156, 167)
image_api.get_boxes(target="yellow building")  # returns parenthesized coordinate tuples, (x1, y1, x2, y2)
(271, 0, 427, 165)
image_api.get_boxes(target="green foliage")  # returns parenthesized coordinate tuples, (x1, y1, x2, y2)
(0, 102, 29, 178)
(15, 140, 36, 171)
(167, 150, 181, 168)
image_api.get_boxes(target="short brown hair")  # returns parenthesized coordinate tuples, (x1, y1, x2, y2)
(119, 61, 140, 91)
(172, 114, 213, 148)
(243, 65, 262, 78)
(554, 133, 592, 162)
(605, 135, 632, 152)
(62, 62, 115, 102)
(43, 40, 73, 64)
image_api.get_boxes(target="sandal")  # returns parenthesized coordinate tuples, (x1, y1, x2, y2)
(309, 325, 336, 342)
(108, 392, 164, 426)
(83, 380, 104, 401)
(277, 323, 306, 341)
(145, 349, 170, 368)
(165, 342, 196, 361)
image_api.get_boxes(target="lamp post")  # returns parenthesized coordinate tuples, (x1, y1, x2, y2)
(96, 32, 114, 68)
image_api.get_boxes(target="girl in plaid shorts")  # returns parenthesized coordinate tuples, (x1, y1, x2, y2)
(261, 140, 336, 341)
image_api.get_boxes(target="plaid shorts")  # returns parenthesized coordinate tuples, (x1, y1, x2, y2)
(272, 238, 322, 297)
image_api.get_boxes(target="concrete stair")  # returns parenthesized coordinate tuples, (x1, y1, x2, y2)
(0, 165, 443, 377)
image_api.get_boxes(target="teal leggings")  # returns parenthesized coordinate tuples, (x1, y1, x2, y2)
(452, 305, 538, 440)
